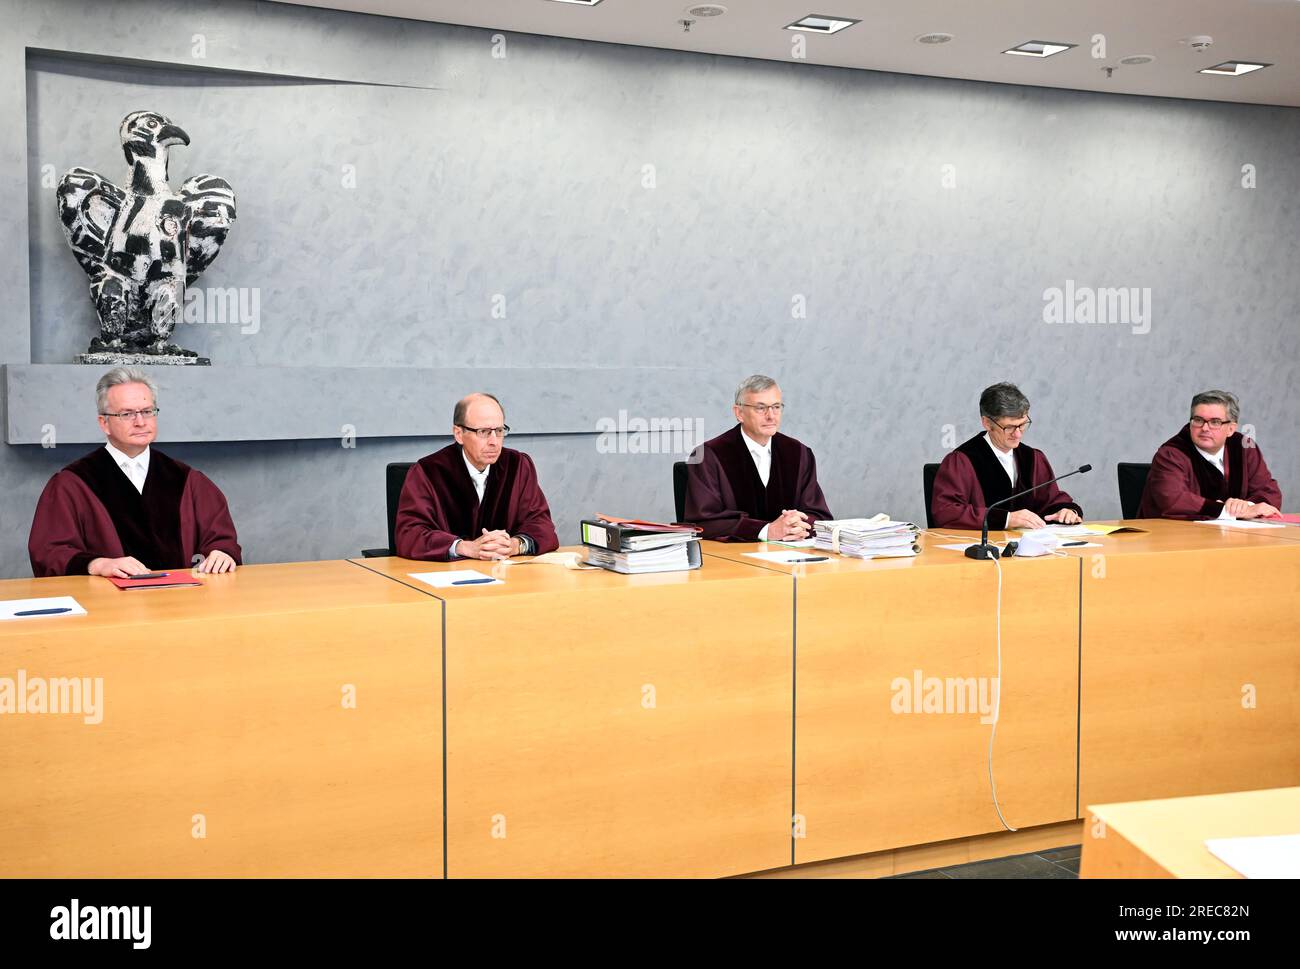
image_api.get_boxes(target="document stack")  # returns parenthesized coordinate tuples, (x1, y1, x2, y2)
(580, 516, 703, 574)
(813, 517, 921, 559)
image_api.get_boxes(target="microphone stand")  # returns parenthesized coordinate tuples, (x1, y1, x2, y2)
(965, 464, 1092, 560)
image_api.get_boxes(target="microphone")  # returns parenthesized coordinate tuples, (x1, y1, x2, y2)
(965, 464, 1092, 560)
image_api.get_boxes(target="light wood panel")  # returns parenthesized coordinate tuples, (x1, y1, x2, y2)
(1082, 788, 1300, 878)
(797, 556, 1079, 863)
(1077, 540, 1300, 806)
(0, 562, 442, 877)
(353, 552, 793, 878)
(705, 538, 1081, 865)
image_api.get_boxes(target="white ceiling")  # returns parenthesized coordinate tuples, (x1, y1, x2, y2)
(272, 0, 1300, 107)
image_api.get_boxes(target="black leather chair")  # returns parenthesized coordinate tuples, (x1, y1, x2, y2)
(362, 462, 415, 557)
(1117, 462, 1151, 520)
(673, 461, 688, 524)
(922, 463, 940, 529)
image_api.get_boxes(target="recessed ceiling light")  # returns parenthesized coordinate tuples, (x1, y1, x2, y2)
(685, 3, 728, 17)
(1003, 40, 1076, 58)
(546, 0, 604, 6)
(916, 32, 954, 46)
(1199, 60, 1272, 77)
(785, 14, 860, 35)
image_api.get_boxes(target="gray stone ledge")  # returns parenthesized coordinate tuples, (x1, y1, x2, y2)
(4, 364, 719, 445)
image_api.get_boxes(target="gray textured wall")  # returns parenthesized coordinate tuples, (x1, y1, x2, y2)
(1, 0, 1297, 577)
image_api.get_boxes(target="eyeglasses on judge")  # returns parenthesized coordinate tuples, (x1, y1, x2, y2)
(457, 424, 510, 439)
(100, 407, 160, 422)
(991, 418, 1031, 434)
(738, 403, 785, 415)
(1190, 416, 1232, 429)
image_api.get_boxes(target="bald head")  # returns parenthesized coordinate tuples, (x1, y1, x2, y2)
(452, 393, 507, 471)
(453, 392, 503, 428)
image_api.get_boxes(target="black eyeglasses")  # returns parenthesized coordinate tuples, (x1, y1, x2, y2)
(992, 418, 1031, 434)
(1190, 417, 1232, 429)
(458, 424, 510, 440)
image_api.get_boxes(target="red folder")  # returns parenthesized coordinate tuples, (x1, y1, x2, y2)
(595, 514, 702, 533)
(1268, 513, 1300, 525)
(108, 572, 202, 590)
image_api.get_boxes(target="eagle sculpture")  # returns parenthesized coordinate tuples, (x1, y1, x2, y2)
(57, 111, 236, 361)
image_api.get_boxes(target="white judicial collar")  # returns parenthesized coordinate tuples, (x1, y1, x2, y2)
(740, 429, 772, 487)
(1195, 445, 1225, 475)
(982, 432, 1017, 485)
(462, 449, 490, 501)
(104, 442, 150, 494)
(1194, 445, 1233, 519)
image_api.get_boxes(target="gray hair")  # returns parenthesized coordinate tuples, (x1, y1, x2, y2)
(979, 382, 1030, 420)
(1190, 390, 1239, 423)
(453, 392, 503, 426)
(734, 374, 778, 406)
(96, 367, 158, 415)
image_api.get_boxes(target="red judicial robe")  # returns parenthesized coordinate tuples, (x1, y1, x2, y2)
(28, 446, 241, 577)
(394, 444, 559, 561)
(684, 424, 832, 541)
(1138, 425, 1282, 520)
(932, 433, 1082, 530)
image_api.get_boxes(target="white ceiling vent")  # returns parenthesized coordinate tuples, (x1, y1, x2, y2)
(685, 3, 728, 17)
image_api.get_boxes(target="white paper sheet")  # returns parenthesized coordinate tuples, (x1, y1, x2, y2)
(766, 538, 817, 548)
(1205, 833, 1300, 878)
(743, 551, 834, 564)
(0, 596, 87, 621)
(1194, 519, 1285, 530)
(408, 570, 504, 588)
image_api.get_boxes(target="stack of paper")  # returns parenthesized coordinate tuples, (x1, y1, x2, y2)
(813, 518, 920, 559)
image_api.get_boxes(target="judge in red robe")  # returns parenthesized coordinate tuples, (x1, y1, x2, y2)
(395, 393, 559, 561)
(29, 369, 241, 577)
(684, 375, 832, 542)
(1138, 390, 1282, 520)
(931, 382, 1082, 531)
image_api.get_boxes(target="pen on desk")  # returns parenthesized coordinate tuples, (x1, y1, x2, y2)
(14, 607, 73, 616)
(1061, 541, 1087, 547)
(452, 577, 495, 585)
(788, 556, 829, 563)
(130, 572, 170, 579)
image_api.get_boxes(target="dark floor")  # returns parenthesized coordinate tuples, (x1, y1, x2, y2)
(887, 845, 1080, 879)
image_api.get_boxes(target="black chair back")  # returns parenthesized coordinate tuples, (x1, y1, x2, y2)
(923, 463, 940, 529)
(673, 461, 689, 524)
(385, 462, 414, 554)
(1117, 462, 1151, 520)
(363, 462, 415, 557)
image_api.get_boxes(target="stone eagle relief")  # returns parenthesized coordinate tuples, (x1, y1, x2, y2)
(56, 111, 237, 365)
